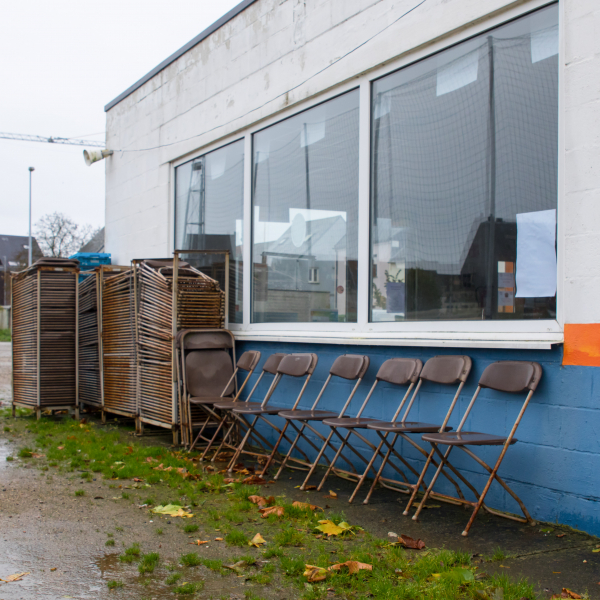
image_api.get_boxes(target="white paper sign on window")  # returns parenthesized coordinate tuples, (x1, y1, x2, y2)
(515, 209, 557, 298)
(300, 121, 326, 147)
(436, 43, 480, 96)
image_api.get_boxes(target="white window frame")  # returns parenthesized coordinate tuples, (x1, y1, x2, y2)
(172, 0, 562, 349)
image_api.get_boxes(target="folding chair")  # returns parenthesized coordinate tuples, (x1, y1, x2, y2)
(177, 329, 237, 450)
(303, 358, 423, 496)
(407, 360, 542, 536)
(204, 353, 288, 461)
(258, 354, 370, 479)
(226, 353, 319, 473)
(359, 355, 472, 505)
(187, 349, 261, 453)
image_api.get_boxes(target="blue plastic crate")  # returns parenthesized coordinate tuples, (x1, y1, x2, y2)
(70, 252, 111, 271)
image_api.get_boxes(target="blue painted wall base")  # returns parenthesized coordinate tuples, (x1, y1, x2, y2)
(233, 341, 600, 537)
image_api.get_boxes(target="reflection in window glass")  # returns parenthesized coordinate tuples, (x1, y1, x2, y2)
(370, 5, 558, 322)
(175, 140, 244, 323)
(252, 91, 359, 323)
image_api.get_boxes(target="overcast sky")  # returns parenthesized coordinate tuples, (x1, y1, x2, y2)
(0, 0, 241, 238)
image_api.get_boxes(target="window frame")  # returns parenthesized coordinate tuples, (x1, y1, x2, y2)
(171, 0, 562, 348)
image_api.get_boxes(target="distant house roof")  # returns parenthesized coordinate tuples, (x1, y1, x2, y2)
(104, 0, 260, 112)
(79, 227, 105, 253)
(0, 235, 42, 270)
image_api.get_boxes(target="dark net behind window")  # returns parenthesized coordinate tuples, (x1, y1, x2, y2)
(370, 5, 558, 322)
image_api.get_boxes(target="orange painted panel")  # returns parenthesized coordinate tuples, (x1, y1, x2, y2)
(563, 324, 600, 367)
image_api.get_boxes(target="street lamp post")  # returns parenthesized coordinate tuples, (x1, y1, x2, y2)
(28, 167, 34, 266)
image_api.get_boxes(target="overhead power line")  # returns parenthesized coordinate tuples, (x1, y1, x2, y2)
(0, 132, 105, 148)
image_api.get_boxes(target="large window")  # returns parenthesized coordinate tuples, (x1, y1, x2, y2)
(251, 90, 360, 324)
(175, 140, 244, 323)
(370, 5, 558, 322)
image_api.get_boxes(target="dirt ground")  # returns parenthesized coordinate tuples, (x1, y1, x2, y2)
(0, 340, 599, 599)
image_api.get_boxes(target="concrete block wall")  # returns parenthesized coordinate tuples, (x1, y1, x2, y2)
(236, 340, 600, 536)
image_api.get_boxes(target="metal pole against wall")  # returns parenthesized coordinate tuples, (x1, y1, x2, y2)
(28, 167, 34, 267)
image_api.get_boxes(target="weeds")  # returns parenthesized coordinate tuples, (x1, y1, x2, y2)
(173, 581, 203, 594)
(165, 572, 182, 585)
(105, 539, 115, 547)
(180, 552, 202, 567)
(106, 580, 123, 589)
(74, 489, 85, 497)
(138, 552, 160, 574)
(183, 523, 199, 533)
(225, 529, 248, 546)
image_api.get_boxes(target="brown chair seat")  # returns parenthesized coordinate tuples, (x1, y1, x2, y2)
(278, 409, 338, 421)
(322, 417, 379, 428)
(367, 421, 451, 434)
(212, 400, 242, 410)
(421, 431, 516, 446)
(189, 397, 231, 406)
(232, 402, 288, 415)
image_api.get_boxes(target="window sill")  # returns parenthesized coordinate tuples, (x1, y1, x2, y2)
(232, 330, 563, 350)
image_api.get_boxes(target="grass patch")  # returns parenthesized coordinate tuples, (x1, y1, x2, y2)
(138, 552, 160, 574)
(490, 547, 507, 562)
(180, 552, 202, 567)
(0, 329, 11, 342)
(173, 581, 203, 594)
(105, 539, 115, 547)
(1, 412, 540, 600)
(74, 489, 85, 497)
(18, 447, 33, 458)
(165, 572, 182, 585)
(6, 456, 13, 462)
(106, 580, 123, 589)
(225, 529, 249, 546)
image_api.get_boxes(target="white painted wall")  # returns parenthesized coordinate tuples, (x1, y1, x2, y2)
(105, 0, 600, 328)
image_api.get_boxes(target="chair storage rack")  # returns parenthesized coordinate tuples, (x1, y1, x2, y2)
(11, 258, 80, 420)
(133, 253, 225, 441)
(86, 266, 135, 421)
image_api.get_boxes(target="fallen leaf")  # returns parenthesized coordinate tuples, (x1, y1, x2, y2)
(329, 561, 372, 575)
(151, 504, 194, 518)
(304, 564, 328, 582)
(214, 537, 224, 541)
(248, 495, 275, 508)
(304, 485, 317, 490)
(292, 501, 322, 511)
(145, 457, 156, 463)
(223, 560, 246, 574)
(189, 540, 209, 545)
(390, 534, 426, 550)
(248, 533, 266, 547)
(0, 572, 30, 582)
(31, 453, 45, 459)
(243, 475, 267, 485)
(593, 549, 600, 553)
(259, 506, 285, 518)
(133, 478, 144, 483)
(550, 589, 582, 599)
(556, 533, 566, 538)
(93, 496, 104, 500)
(50, 568, 56, 572)
(57, 446, 64, 450)
(328, 491, 337, 498)
(315, 520, 361, 537)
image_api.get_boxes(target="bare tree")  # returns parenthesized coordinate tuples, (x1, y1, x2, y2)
(34, 212, 101, 258)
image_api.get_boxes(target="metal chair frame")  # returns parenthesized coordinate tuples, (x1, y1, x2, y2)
(299, 358, 423, 495)
(202, 353, 287, 461)
(187, 350, 261, 454)
(358, 355, 473, 505)
(226, 354, 319, 473)
(258, 355, 370, 479)
(176, 329, 236, 449)
(405, 360, 542, 536)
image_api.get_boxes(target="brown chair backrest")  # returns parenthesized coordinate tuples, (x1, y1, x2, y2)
(185, 350, 235, 397)
(330, 355, 370, 380)
(237, 351, 261, 373)
(277, 353, 318, 377)
(262, 353, 288, 375)
(420, 355, 472, 385)
(376, 358, 422, 386)
(177, 330, 234, 350)
(479, 361, 542, 393)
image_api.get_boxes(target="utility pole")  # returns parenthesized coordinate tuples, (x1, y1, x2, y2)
(28, 167, 34, 266)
